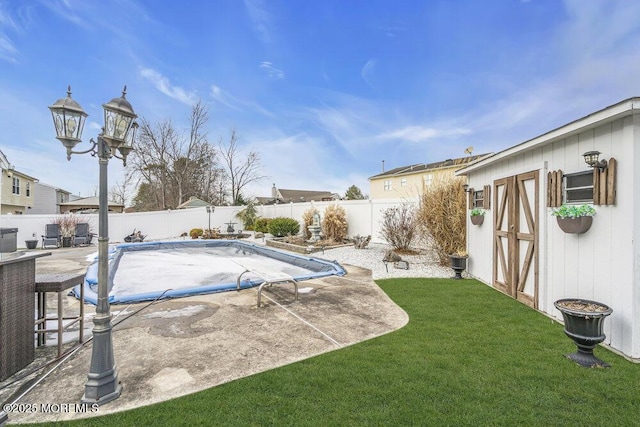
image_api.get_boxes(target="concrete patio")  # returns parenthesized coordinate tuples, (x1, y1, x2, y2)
(0, 245, 407, 424)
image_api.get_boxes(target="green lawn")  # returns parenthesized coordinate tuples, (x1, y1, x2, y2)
(43, 278, 640, 426)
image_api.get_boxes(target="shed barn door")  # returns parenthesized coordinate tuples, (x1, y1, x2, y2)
(493, 177, 512, 295)
(493, 171, 539, 308)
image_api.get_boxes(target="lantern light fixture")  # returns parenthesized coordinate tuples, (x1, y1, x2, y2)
(583, 151, 608, 172)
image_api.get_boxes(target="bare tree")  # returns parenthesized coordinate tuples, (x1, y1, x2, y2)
(109, 170, 135, 206)
(217, 128, 266, 205)
(127, 100, 223, 210)
(167, 100, 213, 204)
(129, 117, 176, 208)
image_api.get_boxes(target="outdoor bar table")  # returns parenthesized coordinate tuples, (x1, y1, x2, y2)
(0, 251, 51, 381)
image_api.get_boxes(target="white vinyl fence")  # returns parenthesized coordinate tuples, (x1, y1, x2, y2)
(0, 198, 419, 249)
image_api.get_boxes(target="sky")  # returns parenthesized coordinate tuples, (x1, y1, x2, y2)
(1, 0, 640, 202)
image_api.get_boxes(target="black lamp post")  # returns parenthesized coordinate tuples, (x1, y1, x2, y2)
(206, 205, 215, 231)
(49, 86, 138, 405)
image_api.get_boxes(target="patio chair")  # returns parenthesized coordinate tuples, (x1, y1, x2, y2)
(41, 224, 60, 249)
(73, 223, 90, 246)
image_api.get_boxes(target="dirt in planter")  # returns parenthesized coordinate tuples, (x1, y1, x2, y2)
(557, 301, 608, 312)
(282, 236, 346, 247)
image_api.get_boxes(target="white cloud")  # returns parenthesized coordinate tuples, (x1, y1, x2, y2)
(140, 67, 198, 105)
(259, 61, 285, 79)
(210, 85, 241, 111)
(0, 4, 20, 63)
(378, 126, 471, 143)
(561, 0, 640, 61)
(0, 37, 17, 63)
(361, 58, 377, 88)
(242, 130, 365, 197)
(209, 84, 275, 118)
(244, 0, 273, 45)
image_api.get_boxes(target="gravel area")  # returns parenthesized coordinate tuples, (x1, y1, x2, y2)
(244, 236, 454, 280)
(318, 242, 454, 280)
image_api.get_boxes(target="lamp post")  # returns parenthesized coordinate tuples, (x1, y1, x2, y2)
(206, 205, 215, 231)
(49, 86, 138, 405)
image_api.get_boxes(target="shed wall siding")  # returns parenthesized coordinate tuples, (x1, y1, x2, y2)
(467, 114, 639, 359)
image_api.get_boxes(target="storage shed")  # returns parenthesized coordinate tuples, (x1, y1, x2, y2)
(456, 97, 640, 360)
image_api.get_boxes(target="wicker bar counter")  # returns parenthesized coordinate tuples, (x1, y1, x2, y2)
(0, 251, 50, 381)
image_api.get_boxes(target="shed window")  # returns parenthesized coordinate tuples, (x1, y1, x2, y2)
(472, 190, 484, 208)
(423, 174, 432, 187)
(400, 178, 407, 187)
(384, 180, 392, 191)
(26, 182, 30, 197)
(564, 171, 593, 203)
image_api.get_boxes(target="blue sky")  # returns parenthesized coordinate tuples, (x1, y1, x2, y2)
(1, 0, 640, 200)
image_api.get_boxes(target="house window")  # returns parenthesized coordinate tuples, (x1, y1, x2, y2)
(26, 182, 30, 197)
(473, 190, 484, 208)
(564, 171, 593, 203)
(12, 177, 19, 195)
(423, 174, 432, 187)
(384, 180, 392, 191)
(400, 178, 407, 187)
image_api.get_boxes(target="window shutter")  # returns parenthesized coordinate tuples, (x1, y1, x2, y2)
(546, 170, 563, 207)
(467, 188, 474, 209)
(483, 185, 491, 209)
(593, 158, 616, 205)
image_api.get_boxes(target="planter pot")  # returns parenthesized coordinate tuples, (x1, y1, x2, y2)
(470, 215, 484, 226)
(556, 216, 593, 234)
(554, 298, 613, 367)
(62, 236, 72, 248)
(449, 255, 467, 280)
(25, 240, 38, 250)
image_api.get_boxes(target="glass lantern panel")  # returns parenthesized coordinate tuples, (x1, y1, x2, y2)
(52, 111, 65, 138)
(124, 123, 136, 147)
(66, 116, 78, 138)
(103, 110, 132, 145)
(104, 110, 116, 137)
(115, 116, 131, 139)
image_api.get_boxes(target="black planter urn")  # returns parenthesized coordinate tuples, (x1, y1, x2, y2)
(449, 255, 467, 280)
(62, 236, 72, 248)
(554, 298, 613, 367)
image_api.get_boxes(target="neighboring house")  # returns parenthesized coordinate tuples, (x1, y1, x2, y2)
(59, 196, 124, 213)
(0, 150, 38, 214)
(176, 196, 211, 209)
(368, 154, 490, 200)
(456, 97, 640, 360)
(256, 184, 338, 205)
(28, 182, 73, 215)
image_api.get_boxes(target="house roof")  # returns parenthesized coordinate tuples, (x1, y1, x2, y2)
(35, 182, 73, 195)
(257, 188, 337, 204)
(369, 154, 491, 180)
(59, 196, 124, 213)
(176, 196, 211, 209)
(278, 189, 335, 201)
(455, 97, 640, 176)
(0, 149, 39, 182)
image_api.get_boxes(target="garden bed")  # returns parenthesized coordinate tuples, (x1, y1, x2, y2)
(266, 237, 352, 254)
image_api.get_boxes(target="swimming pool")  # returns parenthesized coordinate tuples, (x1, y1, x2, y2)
(74, 240, 346, 304)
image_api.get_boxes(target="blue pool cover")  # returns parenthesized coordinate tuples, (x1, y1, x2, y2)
(73, 239, 346, 304)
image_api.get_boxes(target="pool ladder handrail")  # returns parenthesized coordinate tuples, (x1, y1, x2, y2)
(236, 269, 299, 307)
